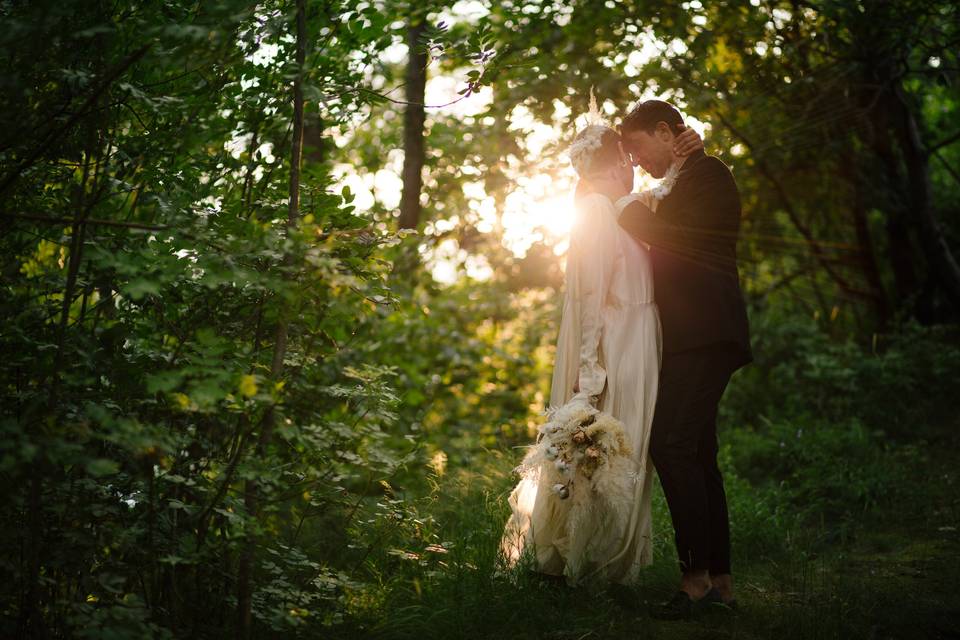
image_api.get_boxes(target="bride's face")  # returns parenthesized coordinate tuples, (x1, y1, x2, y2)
(622, 126, 673, 178)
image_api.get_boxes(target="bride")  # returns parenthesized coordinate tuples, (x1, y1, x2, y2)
(499, 102, 702, 588)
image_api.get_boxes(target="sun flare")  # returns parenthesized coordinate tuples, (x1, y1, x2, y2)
(527, 195, 577, 240)
(501, 184, 578, 258)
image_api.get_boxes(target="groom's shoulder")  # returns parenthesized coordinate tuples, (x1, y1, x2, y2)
(693, 154, 739, 195)
(700, 153, 735, 179)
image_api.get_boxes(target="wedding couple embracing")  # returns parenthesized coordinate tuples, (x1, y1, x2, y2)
(499, 95, 752, 621)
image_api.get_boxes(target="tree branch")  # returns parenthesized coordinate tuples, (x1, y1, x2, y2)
(927, 129, 960, 155)
(2, 212, 169, 231)
(934, 149, 960, 185)
(714, 109, 875, 301)
(0, 43, 152, 197)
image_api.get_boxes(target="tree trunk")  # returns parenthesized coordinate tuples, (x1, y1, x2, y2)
(891, 82, 960, 313)
(237, 0, 305, 636)
(303, 113, 326, 164)
(398, 16, 427, 230)
(868, 123, 922, 307)
(843, 152, 889, 328)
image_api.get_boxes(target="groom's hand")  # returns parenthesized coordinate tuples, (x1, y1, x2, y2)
(673, 124, 704, 157)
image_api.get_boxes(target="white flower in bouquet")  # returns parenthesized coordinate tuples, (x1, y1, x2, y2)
(514, 402, 635, 498)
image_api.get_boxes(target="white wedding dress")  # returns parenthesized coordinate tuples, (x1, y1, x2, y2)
(500, 192, 662, 587)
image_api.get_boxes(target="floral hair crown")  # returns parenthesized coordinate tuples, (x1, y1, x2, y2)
(567, 87, 618, 177)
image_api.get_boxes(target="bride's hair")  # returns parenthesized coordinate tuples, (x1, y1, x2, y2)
(569, 125, 623, 200)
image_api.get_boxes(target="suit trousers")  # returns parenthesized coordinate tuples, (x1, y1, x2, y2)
(649, 341, 741, 575)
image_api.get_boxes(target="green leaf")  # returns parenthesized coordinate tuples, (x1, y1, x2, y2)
(86, 458, 120, 477)
(124, 278, 161, 300)
(145, 371, 183, 394)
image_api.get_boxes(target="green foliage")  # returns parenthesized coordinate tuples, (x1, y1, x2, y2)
(0, 0, 489, 635)
(723, 315, 960, 436)
(727, 417, 926, 524)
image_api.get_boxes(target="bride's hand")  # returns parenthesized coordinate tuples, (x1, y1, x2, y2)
(673, 124, 704, 157)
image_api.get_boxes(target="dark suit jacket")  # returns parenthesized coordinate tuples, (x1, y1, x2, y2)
(618, 149, 752, 369)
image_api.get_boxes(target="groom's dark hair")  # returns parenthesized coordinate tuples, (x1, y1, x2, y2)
(620, 100, 684, 136)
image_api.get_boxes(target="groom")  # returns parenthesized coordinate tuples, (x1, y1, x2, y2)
(608, 100, 752, 619)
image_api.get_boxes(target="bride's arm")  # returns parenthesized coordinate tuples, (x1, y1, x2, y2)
(568, 195, 619, 405)
(673, 124, 704, 157)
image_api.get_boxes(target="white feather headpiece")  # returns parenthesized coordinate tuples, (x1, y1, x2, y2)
(568, 87, 617, 177)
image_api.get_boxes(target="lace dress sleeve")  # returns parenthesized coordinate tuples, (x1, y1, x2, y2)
(568, 194, 620, 406)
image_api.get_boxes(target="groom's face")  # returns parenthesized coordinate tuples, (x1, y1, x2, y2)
(622, 125, 674, 178)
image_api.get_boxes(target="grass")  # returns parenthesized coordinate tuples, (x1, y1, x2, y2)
(332, 419, 960, 640)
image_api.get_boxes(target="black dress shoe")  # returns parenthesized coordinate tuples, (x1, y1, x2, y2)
(714, 596, 739, 611)
(699, 587, 722, 605)
(701, 587, 739, 611)
(650, 590, 693, 620)
(651, 588, 728, 620)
